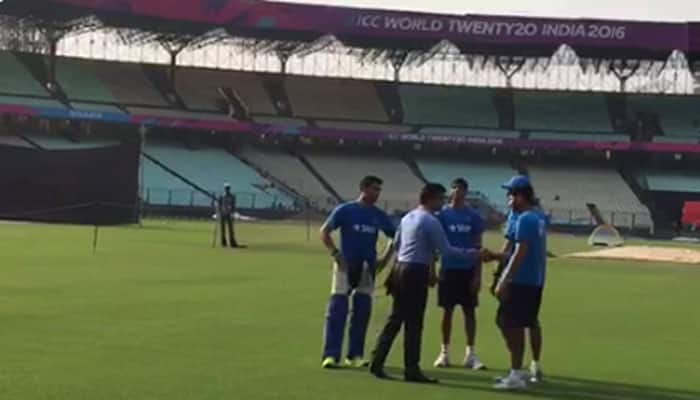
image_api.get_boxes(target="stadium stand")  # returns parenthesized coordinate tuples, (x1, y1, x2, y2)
(636, 170, 700, 193)
(304, 153, 423, 212)
(253, 115, 307, 127)
(143, 142, 292, 209)
(55, 58, 119, 103)
(420, 127, 520, 138)
(0, 52, 50, 97)
(529, 132, 630, 142)
(23, 134, 119, 150)
(416, 160, 515, 207)
(90, 60, 167, 106)
(0, 94, 65, 109)
(0, 135, 33, 147)
(528, 165, 651, 227)
(400, 85, 498, 128)
(235, 145, 333, 205)
(627, 95, 700, 138)
(176, 68, 276, 114)
(285, 76, 388, 121)
(127, 107, 234, 121)
(316, 120, 411, 132)
(70, 102, 125, 114)
(514, 91, 612, 133)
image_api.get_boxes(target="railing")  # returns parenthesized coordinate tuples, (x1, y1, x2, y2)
(545, 207, 654, 230)
(142, 188, 299, 211)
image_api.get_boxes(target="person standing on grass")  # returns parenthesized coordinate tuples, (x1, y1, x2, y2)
(491, 195, 544, 383)
(491, 175, 547, 391)
(369, 183, 489, 384)
(433, 178, 487, 370)
(219, 184, 239, 248)
(320, 176, 396, 369)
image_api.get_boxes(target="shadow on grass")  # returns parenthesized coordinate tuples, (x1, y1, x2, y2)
(426, 368, 698, 400)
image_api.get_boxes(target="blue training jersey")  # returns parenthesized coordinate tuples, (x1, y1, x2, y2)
(511, 210, 547, 287)
(504, 210, 520, 242)
(437, 206, 484, 271)
(324, 201, 396, 264)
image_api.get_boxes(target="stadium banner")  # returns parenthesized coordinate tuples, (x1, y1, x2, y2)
(46, 0, 691, 51)
(2, 102, 700, 154)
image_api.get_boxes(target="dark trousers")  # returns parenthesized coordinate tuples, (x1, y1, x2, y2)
(220, 215, 237, 247)
(371, 262, 429, 373)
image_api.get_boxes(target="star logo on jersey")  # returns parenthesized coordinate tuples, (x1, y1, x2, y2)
(449, 225, 457, 232)
(353, 224, 361, 232)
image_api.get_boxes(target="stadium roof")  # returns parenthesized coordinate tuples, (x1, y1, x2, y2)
(3, 0, 700, 61)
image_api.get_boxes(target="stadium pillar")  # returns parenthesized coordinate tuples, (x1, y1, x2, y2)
(495, 56, 526, 88)
(389, 51, 408, 82)
(610, 59, 641, 92)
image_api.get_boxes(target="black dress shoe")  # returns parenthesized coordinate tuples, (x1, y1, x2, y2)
(405, 372, 439, 384)
(370, 365, 393, 380)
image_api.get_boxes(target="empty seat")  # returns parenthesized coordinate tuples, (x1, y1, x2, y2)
(286, 76, 387, 121)
(0, 52, 49, 97)
(305, 153, 422, 212)
(401, 85, 498, 128)
(628, 95, 700, 138)
(514, 91, 611, 133)
(417, 160, 516, 208)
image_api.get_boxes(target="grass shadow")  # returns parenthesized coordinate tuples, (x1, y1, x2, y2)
(429, 368, 698, 400)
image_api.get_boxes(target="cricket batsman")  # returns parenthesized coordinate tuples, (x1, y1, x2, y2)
(320, 176, 396, 369)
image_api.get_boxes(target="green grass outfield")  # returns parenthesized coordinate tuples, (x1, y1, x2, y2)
(0, 220, 698, 400)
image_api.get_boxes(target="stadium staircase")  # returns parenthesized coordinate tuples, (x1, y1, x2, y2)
(141, 151, 214, 203)
(263, 75, 293, 117)
(230, 149, 313, 210)
(141, 64, 186, 109)
(294, 152, 343, 203)
(375, 82, 404, 124)
(494, 89, 515, 130)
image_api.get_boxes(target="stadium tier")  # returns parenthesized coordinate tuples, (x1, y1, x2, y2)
(127, 107, 234, 121)
(23, 134, 119, 150)
(143, 142, 292, 209)
(514, 91, 612, 133)
(528, 165, 651, 227)
(627, 95, 700, 138)
(316, 120, 410, 133)
(419, 127, 520, 138)
(235, 145, 333, 205)
(176, 68, 276, 114)
(252, 115, 307, 127)
(0, 94, 65, 109)
(416, 160, 516, 208)
(400, 85, 498, 128)
(0, 52, 50, 97)
(0, 135, 33, 147)
(529, 132, 630, 142)
(636, 171, 700, 193)
(70, 102, 124, 114)
(56, 58, 120, 103)
(303, 153, 423, 212)
(285, 76, 388, 121)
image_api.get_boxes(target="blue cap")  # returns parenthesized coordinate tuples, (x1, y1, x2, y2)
(502, 175, 532, 191)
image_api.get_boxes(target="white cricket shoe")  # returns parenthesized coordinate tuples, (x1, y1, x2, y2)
(433, 351, 450, 368)
(494, 371, 527, 390)
(529, 361, 543, 383)
(464, 353, 486, 370)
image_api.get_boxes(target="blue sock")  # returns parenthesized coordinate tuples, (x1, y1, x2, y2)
(322, 294, 349, 360)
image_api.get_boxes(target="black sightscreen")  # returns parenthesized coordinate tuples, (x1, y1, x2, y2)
(0, 142, 140, 225)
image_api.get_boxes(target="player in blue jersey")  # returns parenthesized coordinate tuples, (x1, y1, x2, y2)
(491, 196, 544, 384)
(491, 175, 548, 390)
(320, 176, 396, 369)
(432, 178, 487, 370)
